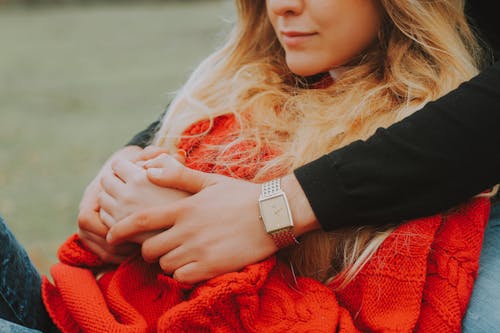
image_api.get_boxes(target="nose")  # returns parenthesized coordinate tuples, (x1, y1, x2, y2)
(267, 0, 304, 17)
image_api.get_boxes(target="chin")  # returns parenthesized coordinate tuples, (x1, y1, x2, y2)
(289, 66, 325, 77)
(286, 59, 330, 77)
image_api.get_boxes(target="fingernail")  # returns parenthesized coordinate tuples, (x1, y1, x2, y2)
(106, 232, 113, 243)
(148, 168, 163, 178)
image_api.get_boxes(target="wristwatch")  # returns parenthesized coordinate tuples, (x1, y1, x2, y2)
(258, 179, 299, 249)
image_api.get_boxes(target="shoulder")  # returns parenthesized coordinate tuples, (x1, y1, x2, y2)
(466, 2, 500, 57)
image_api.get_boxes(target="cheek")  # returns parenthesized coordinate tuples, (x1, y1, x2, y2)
(322, 7, 382, 65)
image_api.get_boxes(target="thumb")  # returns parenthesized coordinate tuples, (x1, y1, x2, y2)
(146, 154, 214, 193)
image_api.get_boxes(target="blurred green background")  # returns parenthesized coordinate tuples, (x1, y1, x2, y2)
(0, 0, 233, 275)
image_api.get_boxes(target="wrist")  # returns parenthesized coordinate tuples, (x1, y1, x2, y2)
(281, 173, 321, 236)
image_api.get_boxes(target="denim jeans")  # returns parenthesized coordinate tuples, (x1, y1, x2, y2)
(462, 202, 500, 332)
(0, 216, 58, 333)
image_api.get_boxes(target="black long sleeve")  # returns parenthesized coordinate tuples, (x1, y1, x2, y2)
(293, 2, 500, 230)
(295, 60, 500, 230)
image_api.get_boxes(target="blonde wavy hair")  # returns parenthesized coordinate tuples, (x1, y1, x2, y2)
(154, 0, 484, 286)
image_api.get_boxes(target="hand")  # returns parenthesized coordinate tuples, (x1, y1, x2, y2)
(77, 146, 144, 264)
(98, 153, 190, 243)
(105, 154, 279, 284)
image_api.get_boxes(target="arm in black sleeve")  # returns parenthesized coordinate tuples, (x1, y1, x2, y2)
(294, 60, 500, 231)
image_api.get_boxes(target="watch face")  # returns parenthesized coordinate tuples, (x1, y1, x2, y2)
(259, 194, 292, 232)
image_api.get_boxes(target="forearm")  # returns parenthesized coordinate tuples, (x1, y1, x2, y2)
(295, 61, 500, 231)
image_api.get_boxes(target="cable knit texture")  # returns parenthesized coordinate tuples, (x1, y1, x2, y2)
(42, 114, 490, 332)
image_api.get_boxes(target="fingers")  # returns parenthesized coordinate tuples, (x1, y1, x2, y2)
(106, 205, 177, 246)
(128, 230, 164, 244)
(100, 169, 125, 198)
(98, 190, 117, 215)
(156, 246, 211, 284)
(145, 154, 215, 193)
(140, 227, 183, 263)
(77, 207, 138, 263)
(77, 228, 139, 264)
(138, 146, 186, 164)
(76, 146, 148, 264)
(78, 177, 106, 235)
(99, 208, 117, 228)
(156, 244, 192, 275)
(143, 153, 173, 169)
(173, 262, 210, 285)
(137, 146, 171, 161)
(78, 208, 108, 239)
(111, 158, 145, 184)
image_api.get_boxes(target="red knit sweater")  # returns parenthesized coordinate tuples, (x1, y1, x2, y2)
(42, 114, 490, 332)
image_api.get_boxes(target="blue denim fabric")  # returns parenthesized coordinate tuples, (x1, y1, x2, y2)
(462, 202, 500, 332)
(0, 318, 43, 333)
(0, 216, 57, 333)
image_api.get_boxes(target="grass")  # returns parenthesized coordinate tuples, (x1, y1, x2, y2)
(0, 0, 233, 275)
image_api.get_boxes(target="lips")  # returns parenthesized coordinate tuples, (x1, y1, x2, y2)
(282, 31, 316, 37)
(280, 30, 317, 46)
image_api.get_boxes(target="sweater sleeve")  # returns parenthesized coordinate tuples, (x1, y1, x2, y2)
(295, 60, 500, 230)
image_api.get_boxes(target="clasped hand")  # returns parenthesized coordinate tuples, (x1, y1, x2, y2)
(97, 148, 277, 284)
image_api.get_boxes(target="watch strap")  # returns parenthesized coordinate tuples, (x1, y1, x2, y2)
(261, 179, 281, 198)
(270, 228, 298, 249)
(260, 179, 299, 248)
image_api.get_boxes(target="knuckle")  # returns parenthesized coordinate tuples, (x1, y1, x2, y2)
(157, 152, 169, 161)
(174, 270, 198, 284)
(100, 252, 115, 264)
(77, 213, 91, 229)
(77, 228, 87, 240)
(110, 158, 121, 170)
(141, 241, 156, 263)
(173, 270, 187, 283)
(159, 258, 173, 273)
(99, 175, 106, 188)
(185, 240, 203, 258)
(173, 162, 185, 178)
(121, 192, 134, 205)
(133, 212, 150, 229)
(158, 159, 179, 178)
(130, 173, 145, 185)
(97, 193, 105, 206)
(200, 250, 213, 264)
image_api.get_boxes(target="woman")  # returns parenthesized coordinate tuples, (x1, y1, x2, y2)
(0, 0, 492, 332)
(100, 0, 487, 284)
